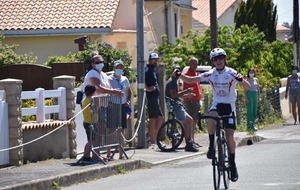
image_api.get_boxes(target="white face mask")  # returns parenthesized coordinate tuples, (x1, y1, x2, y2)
(292, 70, 298, 74)
(114, 69, 123, 76)
(249, 73, 255, 78)
(95, 63, 104, 71)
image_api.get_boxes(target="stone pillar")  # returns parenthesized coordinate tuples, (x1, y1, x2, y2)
(53, 75, 77, 158)
(0, 79, 23, 166)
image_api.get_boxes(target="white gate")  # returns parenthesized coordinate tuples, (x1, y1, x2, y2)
(0, 90, 9, 166)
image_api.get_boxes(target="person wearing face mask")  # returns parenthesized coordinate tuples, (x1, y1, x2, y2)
(108, 60, 131, 159)
(82, 54, 123, 161)
(285, 65, 300, 125)
(145, 53, 164, 149)
(244, 68, 260, 131)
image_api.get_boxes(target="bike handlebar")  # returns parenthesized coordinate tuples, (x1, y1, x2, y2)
(200, 115, 235, 122)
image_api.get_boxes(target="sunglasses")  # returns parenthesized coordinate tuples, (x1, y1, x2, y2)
(212, 55, 225, 61)
(94, 61, 104, 64)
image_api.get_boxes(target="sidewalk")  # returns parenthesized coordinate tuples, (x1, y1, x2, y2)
(0, 129, 266, 190)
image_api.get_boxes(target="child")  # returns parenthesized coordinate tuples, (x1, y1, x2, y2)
(81, 84, 98, 162)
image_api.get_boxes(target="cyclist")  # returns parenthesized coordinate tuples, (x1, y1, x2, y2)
(174, 48, 250, 182)
(165, 66, 200, 152)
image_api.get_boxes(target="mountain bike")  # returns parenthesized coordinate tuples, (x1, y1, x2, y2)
(199, 114, 235, 190)
(156, 97, 185, 152)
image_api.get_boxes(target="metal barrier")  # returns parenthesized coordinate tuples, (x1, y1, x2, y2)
(77, 95, 128, 165)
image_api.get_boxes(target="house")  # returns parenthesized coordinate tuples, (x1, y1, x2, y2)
(192, 0, 290, 42)
(0, 0, 195, 67)
(192, 0, 242, 35)
(276, 25, 291, 42)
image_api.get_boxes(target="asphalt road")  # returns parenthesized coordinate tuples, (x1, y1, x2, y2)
(64, 124, 300, 190)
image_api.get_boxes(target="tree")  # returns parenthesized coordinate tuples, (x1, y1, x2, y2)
(156, 25, 293, 88)
(0, 33, 37, 66)
(234, 0, 278, 42)
(45, 42, 136, 84)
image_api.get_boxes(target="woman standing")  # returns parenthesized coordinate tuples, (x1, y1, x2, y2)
(285, 65, 300, 125)
(244, 68, 260, 131)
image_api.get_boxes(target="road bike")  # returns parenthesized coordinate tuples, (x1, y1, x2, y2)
(199, 114, 235, 190)
(156, 97, 185, 152)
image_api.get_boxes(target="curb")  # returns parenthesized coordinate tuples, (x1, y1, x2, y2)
(1, 160, 141, 190)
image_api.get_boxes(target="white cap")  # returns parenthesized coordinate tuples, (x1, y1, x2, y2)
(149, 53, 160, 60)
(114, 60, 124, 67)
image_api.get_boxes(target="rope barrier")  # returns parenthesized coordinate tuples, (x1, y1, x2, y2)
(0, 90, 147, 152)
(0, 103, 90, 152)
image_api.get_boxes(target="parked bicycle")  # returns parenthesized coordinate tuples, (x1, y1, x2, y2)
(199, 114, 235, 190)
(156, 97, 185, 152)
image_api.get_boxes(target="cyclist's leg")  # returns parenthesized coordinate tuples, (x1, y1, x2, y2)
(207, 106, 218, 159)
(223, 106, 238, 182)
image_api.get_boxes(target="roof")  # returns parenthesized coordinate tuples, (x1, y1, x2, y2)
(192, 0, 238, 26)
(276, 25, 291, 31)
(0, 0, 120, 36)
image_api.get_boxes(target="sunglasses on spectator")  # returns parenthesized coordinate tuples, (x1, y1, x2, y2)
(94, 61, 104, 64)
(212, 55, 225, 61)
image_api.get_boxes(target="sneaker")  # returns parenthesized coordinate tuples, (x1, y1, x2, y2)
(230, 166, 239, 182)
(206, 147, 214, 159)
(81, 156, 96, 163)
(149, 144, 157, 149)
(185, 141, 199, 152)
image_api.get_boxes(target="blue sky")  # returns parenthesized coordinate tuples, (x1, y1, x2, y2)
(273, 0, 294, 25)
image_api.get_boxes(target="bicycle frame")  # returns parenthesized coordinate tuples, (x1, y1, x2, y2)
(200, 114, 235, 190)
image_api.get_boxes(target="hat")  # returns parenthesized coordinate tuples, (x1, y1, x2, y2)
(114, 60, 124, 67)
(149, 53, 160, 60)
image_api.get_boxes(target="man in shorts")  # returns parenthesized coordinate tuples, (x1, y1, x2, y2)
(183, 57, 202, 135)
(145, 53, 164, 149)
(165, 67, 200, 152)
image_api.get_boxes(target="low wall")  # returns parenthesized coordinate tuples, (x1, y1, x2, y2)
(22, 122, 71, 162)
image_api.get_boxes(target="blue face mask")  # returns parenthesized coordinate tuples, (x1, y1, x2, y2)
(114, 69, 123, 76)
(95, 63, 104, 71)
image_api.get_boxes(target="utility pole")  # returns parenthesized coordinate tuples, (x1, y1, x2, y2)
(210, 0, 218, 49)
(294, 0, 299, 67)
(136, 0, 146, 148)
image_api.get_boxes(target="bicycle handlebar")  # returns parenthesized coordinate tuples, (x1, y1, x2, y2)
(200, 115, 235, 122)
(165, 96, 183, 106)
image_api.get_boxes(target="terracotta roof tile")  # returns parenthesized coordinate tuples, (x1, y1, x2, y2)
(192, 0, 238, 26)
(0, 0, 120, 31)
(22, 120, 74, 130)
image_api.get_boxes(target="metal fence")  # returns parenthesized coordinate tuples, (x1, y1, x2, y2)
(201, 86, 281, 127)
(85, 95, 127, 163)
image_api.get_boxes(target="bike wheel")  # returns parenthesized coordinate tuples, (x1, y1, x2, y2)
(212, 155, 221, 190)
(222, 143, 230, 189)
(156, 119, 184, 152)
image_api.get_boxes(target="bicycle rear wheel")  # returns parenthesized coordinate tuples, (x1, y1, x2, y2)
(156, 119, 184, 152)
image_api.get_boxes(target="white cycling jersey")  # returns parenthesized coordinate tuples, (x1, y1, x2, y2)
(200, 66, 241, 104)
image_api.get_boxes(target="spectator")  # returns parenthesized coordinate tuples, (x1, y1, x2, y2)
(285, 65, 300, 125)
(183, 57, 202, 135)
(244, 68, 260, 131)
(165, 67, 200, 152)
(82, 54, 122, 160)
(81, 84, 104, 162)
(108, 60, 131, 159)
(145, 53, 164, 149)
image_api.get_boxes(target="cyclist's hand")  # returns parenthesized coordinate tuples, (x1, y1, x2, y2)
(234, 73, 244, 82)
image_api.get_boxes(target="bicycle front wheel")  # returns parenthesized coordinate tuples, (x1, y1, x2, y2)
(156, 119, 184, 152)
(212, 156, 221, 190)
